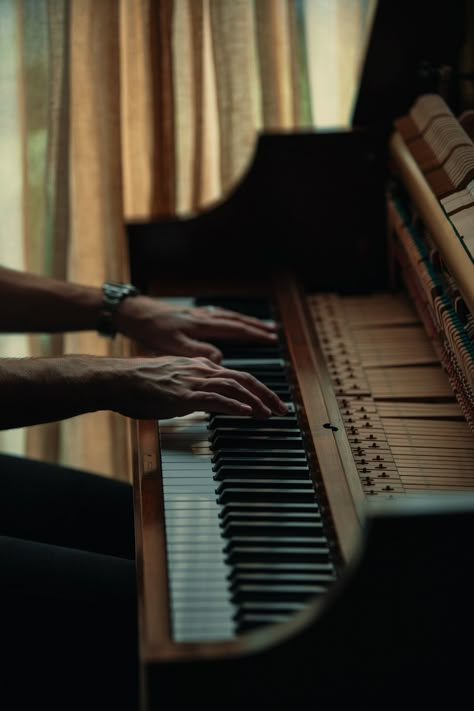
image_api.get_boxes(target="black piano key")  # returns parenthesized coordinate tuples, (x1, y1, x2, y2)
(221, 519, 324, 538)
(219, 501, 321, 516)
(213, 456, 308, 470)
(216, 479, 314, 493)
(211, 435, 304, 451)
(225, 545, 331, 565)
(236, 614, 290, 631)
(231, 583, 327, 604)
(220, 510, 322, 525)
(211, 344, 283, 360)
(213, 465, 310, 481)
(217, 486, 316, 504)
(220, 358, 286, 372)
(229, 571, 335, 588)
(228, 561, 335, 577)
(226, 550, 331, 570)
(233, 600, 310, 619)
(224, 536, 328, 553)
(209, 422, 299, 434)
(209, 428, 300, 445)
(209, 414, 299, 429)
(212, 448, 307, 462)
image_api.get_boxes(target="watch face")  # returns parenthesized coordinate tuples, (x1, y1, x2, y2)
(103, 282, 139, 305)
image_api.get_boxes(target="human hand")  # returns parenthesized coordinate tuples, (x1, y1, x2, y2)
(104, 355, 288, 420)
(116, 296, 277, 362)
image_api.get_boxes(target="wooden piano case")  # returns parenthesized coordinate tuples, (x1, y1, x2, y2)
(128, 3, 474, 707)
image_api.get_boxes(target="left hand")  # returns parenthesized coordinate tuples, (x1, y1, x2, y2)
(116, 296, 278, 362)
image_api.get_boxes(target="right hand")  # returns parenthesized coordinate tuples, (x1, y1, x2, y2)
(105, 356, 288, 420)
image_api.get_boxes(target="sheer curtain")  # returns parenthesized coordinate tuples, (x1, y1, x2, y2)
(0, 0, 375, 480)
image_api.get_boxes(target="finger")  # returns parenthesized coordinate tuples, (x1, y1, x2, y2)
(177, 335, 223, 363)
(198, 307, 277, 331)
(195, 319, 278, 343)
(189, 391, 253, 416)
(199, 377, 272, 418)
(214, 368, 287, 415)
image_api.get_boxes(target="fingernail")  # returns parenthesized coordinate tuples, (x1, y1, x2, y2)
(279, 402, 288, 414)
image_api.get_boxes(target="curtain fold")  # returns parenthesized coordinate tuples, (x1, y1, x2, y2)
(0, 0, 377, 479)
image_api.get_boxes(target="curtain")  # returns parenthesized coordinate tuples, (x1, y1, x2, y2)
(0, 0, 376, 480)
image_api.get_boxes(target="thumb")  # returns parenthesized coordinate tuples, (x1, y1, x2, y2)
(180, 335, 223, 363)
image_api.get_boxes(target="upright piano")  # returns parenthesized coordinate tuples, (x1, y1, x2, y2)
(127, 3, 474, 708)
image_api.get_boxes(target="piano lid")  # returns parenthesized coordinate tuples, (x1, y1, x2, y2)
(351, 0, 466, 130)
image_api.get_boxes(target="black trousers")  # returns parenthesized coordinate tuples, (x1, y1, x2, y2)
(0, 453, 138, 710)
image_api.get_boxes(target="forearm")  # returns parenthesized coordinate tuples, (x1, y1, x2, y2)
(0, 265, 102, 333)
(0, 355, 106, 429)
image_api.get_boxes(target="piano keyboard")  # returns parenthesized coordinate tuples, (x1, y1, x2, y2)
(159, 297, 338, 642)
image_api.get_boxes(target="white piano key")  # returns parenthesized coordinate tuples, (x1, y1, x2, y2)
(160, 411, 236, 642)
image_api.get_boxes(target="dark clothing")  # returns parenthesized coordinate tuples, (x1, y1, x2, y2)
(0, 453, 138, 710)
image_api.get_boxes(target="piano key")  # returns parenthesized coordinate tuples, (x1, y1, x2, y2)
(209, 414, 299, 429)
(219, 501, 321, 515)
(229, 571, 335, 587)
(225, 546, 331, 564)
(211, 436, 304, 450)
(212, 448, 307, 460)
(220, 510, 323, 525)
(220, 358, 286, 371)
(216, 479, 314, 493)
(209, 425, 300, 446)
(228, 561, 336, 576)
(213, 456, 309, 469)
(233, 600, 309, 617)
(231, 584, 327, 603)
(217, 486, 317, 504)
(213, 465, 311, 480)
(221, 520, 324, 537)
(224, 536, 329, 551)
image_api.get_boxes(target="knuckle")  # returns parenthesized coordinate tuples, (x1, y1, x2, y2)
(195, 356, 213, 367)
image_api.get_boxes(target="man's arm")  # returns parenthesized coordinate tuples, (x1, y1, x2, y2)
(0, 266, 277, 362)
(0, 355, 287, 430)
(0, 265, 101, 333)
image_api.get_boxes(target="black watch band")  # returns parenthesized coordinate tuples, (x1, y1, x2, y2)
(97, 281, 140, 337)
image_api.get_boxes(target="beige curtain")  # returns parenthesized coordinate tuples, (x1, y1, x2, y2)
(0, 0, 376, 479)
(123, 0, 377, 219)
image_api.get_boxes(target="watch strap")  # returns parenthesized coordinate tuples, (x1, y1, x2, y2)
(97, 281, 140, 337)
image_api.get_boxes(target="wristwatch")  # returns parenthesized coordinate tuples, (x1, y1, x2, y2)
(97, 281, 140, 337)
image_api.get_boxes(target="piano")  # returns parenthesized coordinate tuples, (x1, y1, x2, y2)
(127, 2, 474, 708)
